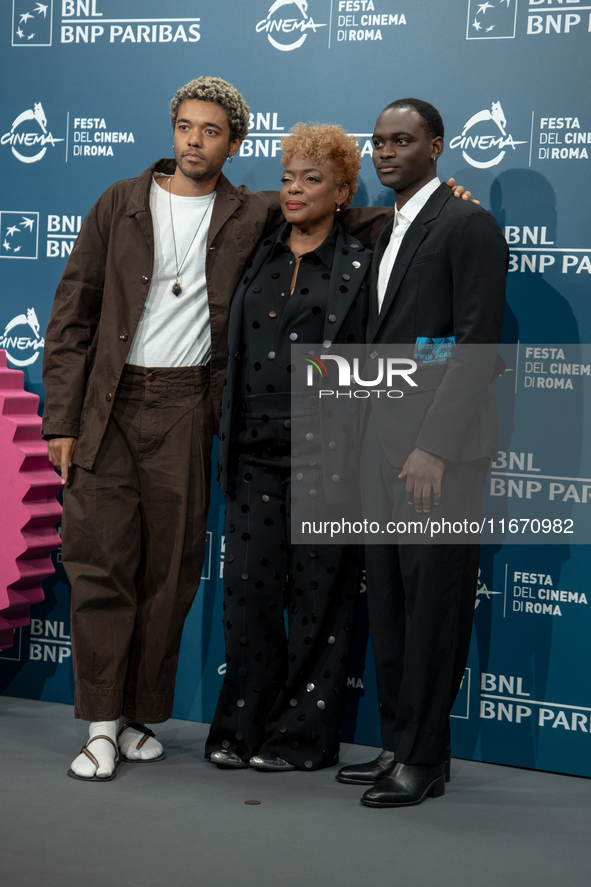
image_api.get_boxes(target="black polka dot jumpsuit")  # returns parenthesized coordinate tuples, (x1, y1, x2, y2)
(205, 221, 370, 770)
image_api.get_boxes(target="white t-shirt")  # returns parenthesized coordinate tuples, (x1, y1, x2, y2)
(126, 177, 215, 367)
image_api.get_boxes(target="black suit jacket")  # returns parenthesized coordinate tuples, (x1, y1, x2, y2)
(366, 182, 508, 466)
(218, 222, 372, 503)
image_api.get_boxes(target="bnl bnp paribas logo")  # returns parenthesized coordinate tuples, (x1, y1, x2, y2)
(449, 101, 528, 169)
(1, 102, 63, 164)
(466, 0, 519, 40)
(12, 1, 53, 46)
(256, 0, 327, 51)
(0, 212, 39, 259)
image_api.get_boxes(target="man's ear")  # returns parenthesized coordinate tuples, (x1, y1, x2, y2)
(431, 137, 444, 161)
(228, 137, 242, 158)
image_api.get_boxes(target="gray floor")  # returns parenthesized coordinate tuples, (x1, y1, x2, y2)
(2, 697, 590, 887)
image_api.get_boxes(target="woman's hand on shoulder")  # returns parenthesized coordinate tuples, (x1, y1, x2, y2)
(446, 178, 480, 205)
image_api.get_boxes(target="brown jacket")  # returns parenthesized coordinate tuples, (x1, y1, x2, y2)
(42, 158, 390, 470)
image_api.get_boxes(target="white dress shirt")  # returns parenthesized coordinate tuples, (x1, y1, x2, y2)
(376, 177, 441, 313)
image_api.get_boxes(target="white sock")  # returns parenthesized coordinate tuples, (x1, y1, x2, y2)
(70, 721, 118, 779)
(118, 719, 164, 761)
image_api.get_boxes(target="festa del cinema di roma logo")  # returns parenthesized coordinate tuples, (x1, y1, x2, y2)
(449, 101, 528, 169)
(256, 0, 327, 51)
(1, 102, 63, 164)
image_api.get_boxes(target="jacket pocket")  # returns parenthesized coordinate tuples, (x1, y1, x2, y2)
(409, 250, 439, 266)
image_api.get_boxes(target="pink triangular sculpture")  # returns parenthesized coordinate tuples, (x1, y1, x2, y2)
(0, 350, 62, 649)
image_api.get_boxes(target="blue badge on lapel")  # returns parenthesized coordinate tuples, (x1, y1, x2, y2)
(414, 336, 456, 364)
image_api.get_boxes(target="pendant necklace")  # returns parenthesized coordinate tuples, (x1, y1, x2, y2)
(167, 176, 214, 296)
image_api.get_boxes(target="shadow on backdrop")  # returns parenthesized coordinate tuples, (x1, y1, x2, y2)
(454, 168, 580, 767)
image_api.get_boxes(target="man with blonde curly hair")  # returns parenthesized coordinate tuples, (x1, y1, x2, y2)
(42, 75, 290, 781)
(169, 76, 250, 142)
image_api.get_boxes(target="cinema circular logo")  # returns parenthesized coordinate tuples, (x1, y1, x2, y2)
(449, 101, 527, 169)
(256, 0, 327, 51)
(0, 308, 45, 367)
(1, 102, 64, 164)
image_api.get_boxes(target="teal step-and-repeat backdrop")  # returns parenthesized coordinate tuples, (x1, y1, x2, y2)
(1, 0, 591, 777)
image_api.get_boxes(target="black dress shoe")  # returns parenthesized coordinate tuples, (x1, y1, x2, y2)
(335, 749, 396, 785)
(361, 762, 446, 808)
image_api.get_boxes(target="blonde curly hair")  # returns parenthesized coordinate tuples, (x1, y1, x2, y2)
(170, 77, 250, 141)
(281, 123, 361, 210)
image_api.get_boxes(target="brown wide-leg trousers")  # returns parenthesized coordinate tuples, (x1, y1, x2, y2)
(62, 364, 212, 723)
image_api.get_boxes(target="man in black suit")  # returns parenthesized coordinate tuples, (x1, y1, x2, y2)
(336, 98, 508, 806)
